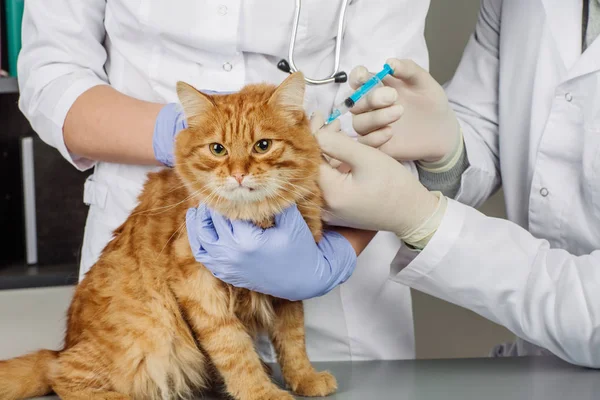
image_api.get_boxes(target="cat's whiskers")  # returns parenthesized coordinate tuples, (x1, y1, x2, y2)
(177, 220, 189, 240)
(270, 187, 314, 205)
(200, 186, 223, 207)
(267, 177, 319, 200)
(274, 170, 344, 221)
(267, 182, 325, 214)
(288, 156, 322, 166)
(264, 181, 304, 202)
(277, 179, 315, 195)
(156, 218, 188, 261)
(273, 167, 315, 176)
(266, 188, 289, 215)
(164, 178, 198, 195)
(133, 187, 208, 216)
(271, 171, 320, 186)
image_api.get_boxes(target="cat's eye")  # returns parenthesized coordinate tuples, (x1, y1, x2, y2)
(209, 143, 228, 156)
(254, 139, 272, 154)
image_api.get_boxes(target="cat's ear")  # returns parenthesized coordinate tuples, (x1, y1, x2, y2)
(176, 81, 215, 123)
(268, 72, 306, 120)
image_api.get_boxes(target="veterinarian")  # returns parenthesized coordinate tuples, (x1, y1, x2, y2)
(193, 0, 600, 368)
(17, 0, 429, 362)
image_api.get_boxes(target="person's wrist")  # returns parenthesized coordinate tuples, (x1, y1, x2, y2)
(317, 231, 358, 291)
(397, 191, 447, 250)
(271, 233, 356, 301)
(418, 123, 464, 173)
(153, 103, 188, 167)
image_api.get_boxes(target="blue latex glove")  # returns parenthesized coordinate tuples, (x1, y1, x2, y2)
(186, 204, 357, 301)
(153, 103, 188, 167)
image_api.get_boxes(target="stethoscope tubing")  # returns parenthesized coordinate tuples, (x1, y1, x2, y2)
(278, 0, 350, 85)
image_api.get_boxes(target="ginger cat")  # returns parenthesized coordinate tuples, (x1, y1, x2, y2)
(0, 72, 337, 400)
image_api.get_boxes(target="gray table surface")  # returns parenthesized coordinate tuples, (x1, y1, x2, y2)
(33, 356, 600, 400)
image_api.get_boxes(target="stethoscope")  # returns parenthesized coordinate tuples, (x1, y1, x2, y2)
(277, 0, 350, 85)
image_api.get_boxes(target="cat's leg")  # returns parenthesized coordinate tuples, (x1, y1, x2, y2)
(52, 368, 131, 400)
(173, 271, 293, 400)
(270, 300, 338, 397)
(187, 306, 292, 400)
(51, 346, 132, 400)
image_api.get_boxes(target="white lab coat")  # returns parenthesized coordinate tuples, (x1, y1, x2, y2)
(17, 0, 430, 362)
(393, 0, 600, 367)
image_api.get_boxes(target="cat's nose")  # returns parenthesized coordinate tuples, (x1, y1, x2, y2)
(232, 173, 245, 185)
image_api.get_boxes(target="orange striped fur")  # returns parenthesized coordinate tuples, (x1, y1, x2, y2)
(0, 73, 336, 400)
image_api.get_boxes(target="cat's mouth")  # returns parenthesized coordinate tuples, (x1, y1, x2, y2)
(211, 174, 286, 204)
(229, 186, 255, 192)
(216, 182, 269, 203)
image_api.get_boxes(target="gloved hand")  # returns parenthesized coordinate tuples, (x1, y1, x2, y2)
(153, 103, 188, 167)
(349, 58, 461, 165)
(186, 204, 357, 301)
(309, 112, 350, 172)
(316, 124, 448, 249)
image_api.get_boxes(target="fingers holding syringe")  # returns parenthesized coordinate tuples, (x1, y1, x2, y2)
(349, 66, 399, 115)
(385, 58, 430, 86)
(352, 103, 404, 136)
(356, 127, 395, 149)
(349, 66, 370, 90)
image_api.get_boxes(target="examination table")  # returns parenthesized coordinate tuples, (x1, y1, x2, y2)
(33, 355, 600, 399)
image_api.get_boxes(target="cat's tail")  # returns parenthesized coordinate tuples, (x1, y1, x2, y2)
(0, 349, 59, 400)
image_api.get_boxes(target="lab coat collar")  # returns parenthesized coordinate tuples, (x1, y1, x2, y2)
(542, 0, 600, 81)
(569, 32, 600, 80)
(541, 0, 582, 72)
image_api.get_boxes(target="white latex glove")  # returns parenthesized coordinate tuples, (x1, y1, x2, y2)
(309, 112, 350, 173)
(350, 58, 461, 164)
(315, 121, 448, 248)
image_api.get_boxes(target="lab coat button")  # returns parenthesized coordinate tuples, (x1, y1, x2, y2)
(540, 187, 549, 197)
(223, 62, 233, 72)
(218, 5, 228, 16)
(565, 93, 573, 102)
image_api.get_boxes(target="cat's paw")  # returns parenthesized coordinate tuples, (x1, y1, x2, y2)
(260, 388, 295, 400)
(236, 386, 293, 400)
(289, 370, 338, 397)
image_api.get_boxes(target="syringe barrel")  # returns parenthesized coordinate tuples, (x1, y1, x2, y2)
(325, 64, 394, 124)
(347, 63, 393, 106)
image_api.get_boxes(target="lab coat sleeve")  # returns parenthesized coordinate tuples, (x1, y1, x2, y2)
(333, 0, 430, 136)
(444, 0, 503, 208)
(17, 0, 109, 171)
(392, 199, 600, 368)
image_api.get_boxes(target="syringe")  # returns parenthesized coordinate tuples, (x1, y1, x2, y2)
(325, 63, 394, 124)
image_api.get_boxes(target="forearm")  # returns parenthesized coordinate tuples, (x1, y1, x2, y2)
(394, 200, 600, 367)
(63, 85, 164, 165)
(332, 228, 377, 255)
